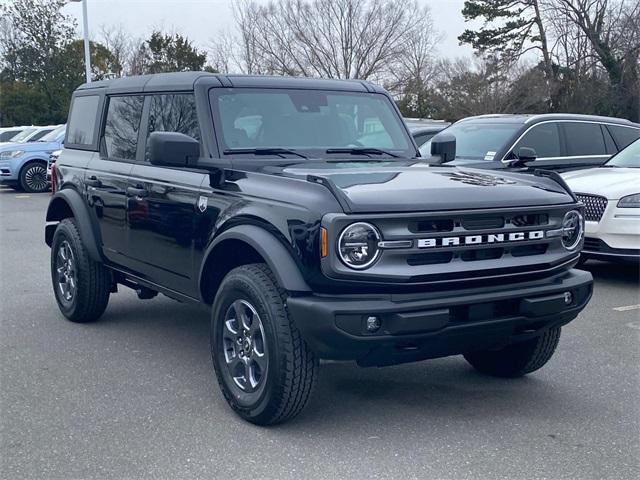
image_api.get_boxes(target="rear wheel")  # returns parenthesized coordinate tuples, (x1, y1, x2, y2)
(464, 327, 561, 377)
(51, 218, 111, 322)
(20, 161, 49, 193)
(211, 263, 318, 425)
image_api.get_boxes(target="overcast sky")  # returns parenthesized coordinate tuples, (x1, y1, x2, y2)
(62, 0, 477, 62)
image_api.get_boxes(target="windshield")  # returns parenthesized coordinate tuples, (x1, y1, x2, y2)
(419, 122, 520, 160)
(10, 127, 37, 142)
(39, 125, 65, 143)
(210, 89, 414, 158)
(606, 138, 640, 168)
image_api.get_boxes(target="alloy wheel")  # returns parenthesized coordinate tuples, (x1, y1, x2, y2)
(221, 299, 268, 393)
(24, 164, 48, 192)
(55, 240, 76, 305)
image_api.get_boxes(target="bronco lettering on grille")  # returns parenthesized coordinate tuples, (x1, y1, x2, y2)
(417, 230, 545, 248)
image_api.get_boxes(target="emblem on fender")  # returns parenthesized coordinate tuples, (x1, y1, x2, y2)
(198, 195, 208, 213)
(417, 230, 545, 248)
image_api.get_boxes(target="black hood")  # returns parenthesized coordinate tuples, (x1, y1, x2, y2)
(257, 160, 573, 213)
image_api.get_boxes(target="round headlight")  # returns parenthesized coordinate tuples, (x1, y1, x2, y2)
(561, 210, 583, 250)
(337, 222, 381, 269)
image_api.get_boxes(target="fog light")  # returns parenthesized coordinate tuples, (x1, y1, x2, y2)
(564, 291, 573, 305)
(365, 316, 381, 333)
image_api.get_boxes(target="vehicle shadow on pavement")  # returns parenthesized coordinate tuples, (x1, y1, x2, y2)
(579, 261, 639, 286)
(90, 292, 596, 431)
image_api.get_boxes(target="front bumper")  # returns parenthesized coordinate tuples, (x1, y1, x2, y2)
(0, 161, 16, 183)
(584, 204, 639, 250)
(287, 269, 593, 366)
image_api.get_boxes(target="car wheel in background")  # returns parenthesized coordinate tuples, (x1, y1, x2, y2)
(19, 161, 49, 193)
(464, 327, 561, 377)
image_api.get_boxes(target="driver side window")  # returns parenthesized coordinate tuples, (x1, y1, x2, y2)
(513, 123, 561, 159)
(145, 94, 201, 162)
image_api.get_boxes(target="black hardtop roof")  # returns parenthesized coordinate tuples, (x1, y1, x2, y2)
(457, 113, 639, 127)
(76, 71, 386, 95)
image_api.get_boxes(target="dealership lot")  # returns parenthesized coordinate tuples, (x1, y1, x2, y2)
(0, 186, 638, 480)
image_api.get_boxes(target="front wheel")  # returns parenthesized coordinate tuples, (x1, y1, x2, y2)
(211, 263, 318, 425)
(464, 327, 561, 377)
(20, 161, 49, 193)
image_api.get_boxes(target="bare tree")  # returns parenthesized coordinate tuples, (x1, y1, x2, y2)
(548, 0, 640, 119)
(98, 24, 132, 77)
(211, 0, 439, 81)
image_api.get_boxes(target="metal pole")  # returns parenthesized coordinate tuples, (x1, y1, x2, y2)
(81, 0, 91, 83)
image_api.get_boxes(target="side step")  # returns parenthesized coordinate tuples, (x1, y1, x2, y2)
(118, 276, 158, 300)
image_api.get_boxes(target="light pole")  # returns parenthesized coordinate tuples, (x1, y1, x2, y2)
(68, 0, 91, 83)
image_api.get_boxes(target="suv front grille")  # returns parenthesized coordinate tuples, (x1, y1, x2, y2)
(576, 194, 607, 222)
(324, 205, 577, 284)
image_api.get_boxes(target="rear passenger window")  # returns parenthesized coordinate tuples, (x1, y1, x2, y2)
(514, 123, 561, 158)
(607, 125, 640, 150)
(67, 95, 100, 146)
(103, 95, 144, 160)
(145, 94, 200, 161)
(562, 122, 606, 156)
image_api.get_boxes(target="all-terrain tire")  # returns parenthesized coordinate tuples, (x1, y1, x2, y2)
(51, 218, 111, 322)
(211, 263, 318, 425)
(464, 327, 561, 378)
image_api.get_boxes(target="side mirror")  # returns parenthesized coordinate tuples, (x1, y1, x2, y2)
(430, 132, 456, 164)
(517, 147, 537, 161)
(149, 131, 200, 167)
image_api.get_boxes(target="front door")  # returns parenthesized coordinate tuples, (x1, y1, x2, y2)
(124, 93, 206, 296)
(126, 165, 206, 295)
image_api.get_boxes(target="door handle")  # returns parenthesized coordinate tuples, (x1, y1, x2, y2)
(126, 186, 149, 198)
(85, 176, 102, 188)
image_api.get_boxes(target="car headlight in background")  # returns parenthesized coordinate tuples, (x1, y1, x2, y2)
(0, 150, 24, 159)
(338, 222, 381, 269)
(561, 210, 584, 250)
(617, 193, 640, 208)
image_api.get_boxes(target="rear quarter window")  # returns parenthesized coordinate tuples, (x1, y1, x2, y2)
(607, 125, 640, 150)
(67, 95, 101, 147)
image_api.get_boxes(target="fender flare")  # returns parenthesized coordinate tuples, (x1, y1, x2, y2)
(45, 189, 103, 262)
(200, 224, 311, 293)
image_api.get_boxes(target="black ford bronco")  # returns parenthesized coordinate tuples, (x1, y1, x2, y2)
(46, 72, 593, 425)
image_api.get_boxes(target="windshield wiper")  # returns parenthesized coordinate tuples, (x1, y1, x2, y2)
(325, 147, 400, 158)
(223, 148, 308, 159)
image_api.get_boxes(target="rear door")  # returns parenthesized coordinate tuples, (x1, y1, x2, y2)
(89, 94, 144, 267)
(126, 93, 206, 295)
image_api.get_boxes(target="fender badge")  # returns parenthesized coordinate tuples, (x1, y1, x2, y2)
(197, 196, 208, 213)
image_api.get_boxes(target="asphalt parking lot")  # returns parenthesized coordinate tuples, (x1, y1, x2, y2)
(1, 186, 639, 480)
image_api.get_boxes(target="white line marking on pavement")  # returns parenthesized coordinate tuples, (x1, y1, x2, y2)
(15, 195, 30, 198)
(613, 304, 640, 312)
(626, 322, 640, 330)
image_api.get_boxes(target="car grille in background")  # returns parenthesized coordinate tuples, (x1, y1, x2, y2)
(576, 194, 607, 222)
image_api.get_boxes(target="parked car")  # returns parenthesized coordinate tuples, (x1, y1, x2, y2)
(404, 118, 450, 147)
(0, 125, 60, 145)
(0, 127, 26, 142)
(46, 149, 62, 182)
(46, 72, 592, 425)
(0, 125, 65, 192)
(562, 139, 640, 264)
(419, 114, 640, 171)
